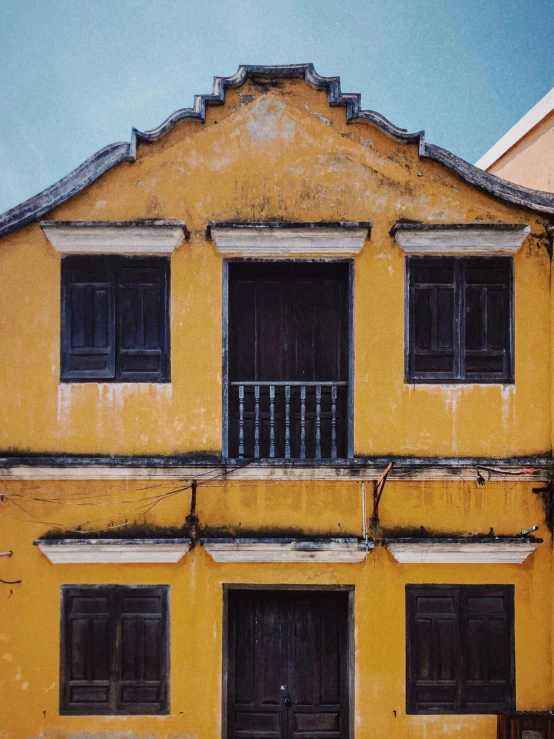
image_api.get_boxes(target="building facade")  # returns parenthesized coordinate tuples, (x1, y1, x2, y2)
(476, 86, 554, 192)
(1, 65, 554, 739)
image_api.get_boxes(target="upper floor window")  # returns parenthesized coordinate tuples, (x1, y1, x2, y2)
(406, 584, 515, 714)
(61, 255, 170, 382)
(227, 262, 351, 459)
(60, 585, 169, 715)
(406, 256, 513, 383)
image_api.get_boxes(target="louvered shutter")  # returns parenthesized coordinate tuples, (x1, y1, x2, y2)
(461, 586, 514, 713)
(406, 586, 460, 713)
(115, 258, 169, 381)
(61, 256, 115, 380)
(408, 258, 457, 380)
(116, 587, 169, 713)
(463, 258, 513, 381)
(62, 587, 115, 712)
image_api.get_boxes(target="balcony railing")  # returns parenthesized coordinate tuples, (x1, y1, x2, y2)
(229, 381, 348, 460)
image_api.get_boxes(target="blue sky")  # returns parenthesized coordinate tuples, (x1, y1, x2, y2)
(0, 0, 553, 214)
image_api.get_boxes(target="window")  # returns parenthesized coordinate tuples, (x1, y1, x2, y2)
(61, 256, 170, 382)
(406, 585, 515, 715)
(227, 261, 351, 459)
(60, 585, 169, 715)
(406, 257, 513, 382)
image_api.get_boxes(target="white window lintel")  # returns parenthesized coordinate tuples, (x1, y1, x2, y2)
(393, 223, 530, 256)
(209, 221, 371, 256)
(41, 220, 188, 255)
(36, 538, 190, 564)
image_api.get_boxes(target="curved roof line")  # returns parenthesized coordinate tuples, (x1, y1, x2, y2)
(1, 63, 554, 238)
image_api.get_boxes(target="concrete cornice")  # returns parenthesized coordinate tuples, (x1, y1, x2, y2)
(392, 222, 530, 255)
(1, 64, 554, 241)
(208, 221, 371, 256)
(41, 219, 188, 254)
(0, 455, 551, 482)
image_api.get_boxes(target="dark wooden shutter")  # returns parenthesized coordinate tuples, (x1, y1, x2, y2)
(407, 256, 513, 383)
(229, 262, 348, 383)
(406, 586, 460, 713)
(61, 587, 115, 713)
(408, 258, 457, 380)
(116, 258, 170, 381)
(61, 586, 169, 715)
(461, 586, 514, 713)
(407, 585, 515, 715)
(61, 256, 115, 380)
(463, 258, 512, 381)
(116, 586, 169, 713)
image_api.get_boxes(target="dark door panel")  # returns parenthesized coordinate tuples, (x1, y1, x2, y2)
(227, 590, 349, 739)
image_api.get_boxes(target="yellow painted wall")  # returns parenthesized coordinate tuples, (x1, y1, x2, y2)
(488, 109, 554, 192)
(1, 76, 554, 739)
(0, 79, 551, 458)
(0, 479, 551, 739)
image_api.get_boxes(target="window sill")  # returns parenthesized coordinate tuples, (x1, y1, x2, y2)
(59, 380, 172, 387)
(404, 379, 514, 386)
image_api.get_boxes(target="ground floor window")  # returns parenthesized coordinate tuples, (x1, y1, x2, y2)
(406, 584, 515, 714)
(60, 585, 169, 715)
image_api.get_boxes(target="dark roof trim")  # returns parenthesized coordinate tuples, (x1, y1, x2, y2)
(0, 63, 553, 239)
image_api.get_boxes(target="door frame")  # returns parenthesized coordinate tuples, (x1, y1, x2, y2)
(221, 584, 355, 739)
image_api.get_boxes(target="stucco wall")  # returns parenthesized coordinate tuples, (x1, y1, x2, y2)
(0, 479, 551, 739)
(0, 80, 551, 458)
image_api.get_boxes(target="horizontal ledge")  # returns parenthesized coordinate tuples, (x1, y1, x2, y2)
(384, 538, 540, 564)
(35, 538, 190, 563)
(41, 220, 188, 254)
(201, 537, 371, 563)
(392, 223, 530, 255)
(0, 457, 550, 481)
(208, 221, 371, 256)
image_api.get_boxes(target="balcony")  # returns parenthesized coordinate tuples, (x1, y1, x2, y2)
(227, 261, 351, 461)
(229, 381, 348, 459)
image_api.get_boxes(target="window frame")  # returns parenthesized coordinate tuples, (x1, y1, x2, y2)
(405, 584, 515, 715)
(221, 258, 355, 460)
(60, 584, 170, 716)
(60, 254, 171, 383)
(405, 256, 514, 384)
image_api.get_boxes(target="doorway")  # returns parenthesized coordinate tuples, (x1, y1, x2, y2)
(225, 588, 351, 739)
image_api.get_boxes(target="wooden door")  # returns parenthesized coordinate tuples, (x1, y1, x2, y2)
(227, 590, 349, 739)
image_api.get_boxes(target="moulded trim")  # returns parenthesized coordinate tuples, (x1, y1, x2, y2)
(35, 538, 190, 563)
(392, 223, 530, 255)
(385, 539, 540, 564)
(2, 458, 550, 482)
(209, 222, 371, 256)
(41, 220, 188, 254)
(202, 537, 371, 563)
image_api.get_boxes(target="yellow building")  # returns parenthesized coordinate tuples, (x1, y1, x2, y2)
(1, 64, 554, 739)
